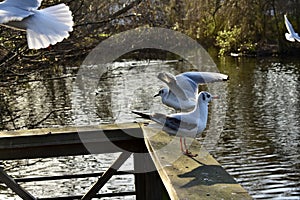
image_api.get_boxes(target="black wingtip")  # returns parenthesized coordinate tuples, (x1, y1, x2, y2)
(132, 111, 151, 120)
(223, 75, 229, 81)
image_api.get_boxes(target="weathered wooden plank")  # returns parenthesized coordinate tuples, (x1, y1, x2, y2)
(0, 123, 140, 137)
(142, 124, 253, 200)
(0, 123, 143, 160)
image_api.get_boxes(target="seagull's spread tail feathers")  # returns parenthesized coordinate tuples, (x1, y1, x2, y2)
(25, 3, 73, 49)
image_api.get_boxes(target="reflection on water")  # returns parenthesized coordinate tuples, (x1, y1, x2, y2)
(214, 57, 300, 199)
(0, 67, 76, 130)
(0, 57, 300, 199)
(72, 60, 179, 126)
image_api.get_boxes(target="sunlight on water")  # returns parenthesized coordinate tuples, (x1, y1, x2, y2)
(0, 57, 299, 199)
(213, 57, 300, 199)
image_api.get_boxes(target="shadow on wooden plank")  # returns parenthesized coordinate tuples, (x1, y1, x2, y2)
(178, 164, 237, 187)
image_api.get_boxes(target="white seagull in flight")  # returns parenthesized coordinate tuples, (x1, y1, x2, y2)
(154, 71, 228, 111)
(0, 0, 73, 49)
(133, 91, 217, 157)
(284, 14, 300, 42)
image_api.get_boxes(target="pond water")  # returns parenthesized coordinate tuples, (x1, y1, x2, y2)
(214, 56, 300, 199)
(0, 55, 299, 199)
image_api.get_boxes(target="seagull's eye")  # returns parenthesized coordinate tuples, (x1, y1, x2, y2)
(206, 94, 211, 99)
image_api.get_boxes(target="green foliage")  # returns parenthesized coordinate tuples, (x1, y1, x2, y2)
(1, 0, 300, 69)
(216, 26, 241, 56)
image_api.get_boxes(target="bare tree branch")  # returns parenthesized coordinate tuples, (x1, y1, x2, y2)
(74, 0, 142, 28)
(27, 108, 72, 129)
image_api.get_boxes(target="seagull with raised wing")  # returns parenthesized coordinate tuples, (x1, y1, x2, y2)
(133, 91, 217, 157)
(0, 0, 73, 49)
(284, 14, 300, 42)
(154, 71, 228, 111)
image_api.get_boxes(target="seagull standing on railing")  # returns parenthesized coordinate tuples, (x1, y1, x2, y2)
(133, 91, 217, 157)
(284, 14, 300, 42)
(154, 71, 228, 111)
(0, 0, 73, 49)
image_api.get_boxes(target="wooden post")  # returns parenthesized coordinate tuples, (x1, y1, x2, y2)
(134, 140, 169, 200)
(0, 167, 36, 200)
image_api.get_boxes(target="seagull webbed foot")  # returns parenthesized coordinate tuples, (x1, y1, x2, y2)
(180, 137, 198, 157)
(182, 149, 198, 157)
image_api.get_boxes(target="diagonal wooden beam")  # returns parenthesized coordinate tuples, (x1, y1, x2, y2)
(0, 167, 36, 200)
(81, 151, 132, 200)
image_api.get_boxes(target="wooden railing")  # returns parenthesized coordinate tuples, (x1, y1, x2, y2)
(0, 123, 252, 200)
(0, 123, 168, 200)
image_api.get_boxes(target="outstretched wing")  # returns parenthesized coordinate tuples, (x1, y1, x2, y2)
(0, 0, 41, 23)
(182, 72, 229, 84)
(178, 71, 228, 99)
(284, 15, 296, 35)
(284, 15, 300, 42)
(4, 0, 42, 10)
(0, 7, 30, 23)
(158, 72, 190, 100)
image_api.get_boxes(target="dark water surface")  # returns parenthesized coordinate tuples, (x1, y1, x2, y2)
(0, 56, 299, 199)
(214, 56, 300, 199)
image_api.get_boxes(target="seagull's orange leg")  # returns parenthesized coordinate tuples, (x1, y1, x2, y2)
(183, 137, 188, 152)
(180, 137, 198, 157)
(180, 137, 184, 153)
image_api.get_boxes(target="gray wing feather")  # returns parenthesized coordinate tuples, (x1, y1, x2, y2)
(0, 7, 32, 23)
(152, 113, 196, 131)
(0, 0, 41, 23)
(182, 72, 228, 84)
(158, 72, 190, 100)
(285, 15, 296, 35)
(4, 0, 42, 10)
